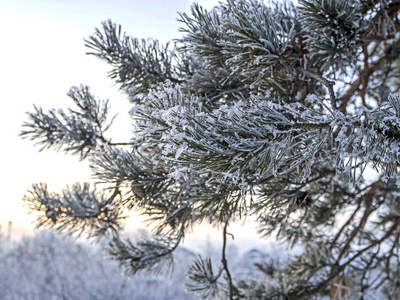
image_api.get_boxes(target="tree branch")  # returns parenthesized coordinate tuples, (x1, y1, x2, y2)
(340, 216, 400, 270)
(330, 201, 362, 250)
(308, 216, 400, 297)
(360, 45, 370, 107)
(297, 67, 337, 111)
(337, 36, 400, 113)
(222, 219, 233, 300)
(336, 194, 374, 262)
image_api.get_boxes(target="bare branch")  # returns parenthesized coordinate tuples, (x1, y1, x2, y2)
(222, 219, 234, 300)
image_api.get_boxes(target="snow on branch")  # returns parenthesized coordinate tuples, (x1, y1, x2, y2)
(85, 20, 183, 99)
(90, 146, 166, 184)
(106, 234, 180, 275)
(299, 0, 363, 71)
(21, 85, 114, 159)
(23, 183, 125, 237)
(132, 82, 400, 188)
(178, 0, 299, 98)
(132, 82, 333, 186)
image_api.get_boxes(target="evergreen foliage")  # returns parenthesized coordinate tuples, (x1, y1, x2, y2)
(21, 0, 400, 298)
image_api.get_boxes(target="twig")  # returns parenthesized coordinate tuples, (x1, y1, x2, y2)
(338, 49, 388, 113)
(340, 216, 400, 270)
(297, 67, 337, 111)
(330, 200, 362, 250)
(336, 182, 379, 262)
(309, 216, 400, 297)
(108, 142, 133, 146)
(360, 45, 370, 107)
(360, 245, 380, 299)
(222, 219, 234, 300)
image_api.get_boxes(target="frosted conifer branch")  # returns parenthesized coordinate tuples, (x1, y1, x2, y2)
(90, 146, 167, 184)
(178, 0, 299, 98)
(132, 83, 336, 188)
(107, 234, 180, 275)
(85, 20, 183, 99)
(299, 0, 363, 71)
(186, 256, 223, 299)
(21, 85, 115, 159)
(23, 183, 124, 237)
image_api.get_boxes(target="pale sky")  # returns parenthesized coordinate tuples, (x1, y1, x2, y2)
(0, 0, 267, 250)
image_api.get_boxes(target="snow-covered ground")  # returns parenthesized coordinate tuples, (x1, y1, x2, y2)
(0, 229, 286, 300)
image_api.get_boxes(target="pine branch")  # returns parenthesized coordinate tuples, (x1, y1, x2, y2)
(330, 180, 383, 253)
(330, 200, 362, 250)
(338, 49, 387, 112)
(23, 183, 125, 237)
(85, 20, 183, 98)
(360, 45, 370, 107)
(107, 233, 181, 275)
(364, 1, 400, 38)
(21, 85, 115, 159)
(186, 256, 223, 298)
(107, 142, 133, 146)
